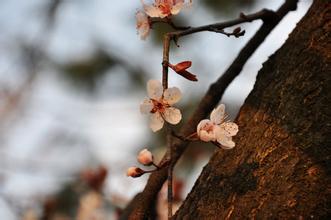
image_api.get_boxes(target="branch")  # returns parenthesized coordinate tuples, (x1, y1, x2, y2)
(171, 9, 278, 39)
(150, 17, 191, 30)
(167, 132, 174, 219)
(161, 8, 277, 89)
(121, 0, 299, 219)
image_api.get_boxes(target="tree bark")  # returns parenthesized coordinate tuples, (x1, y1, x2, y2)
(175, 1, 331, 219)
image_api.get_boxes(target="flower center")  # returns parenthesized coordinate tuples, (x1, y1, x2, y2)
(202, 123, 214, 133)
(158, 3, 172, 16)
(151, 99, 169, 113)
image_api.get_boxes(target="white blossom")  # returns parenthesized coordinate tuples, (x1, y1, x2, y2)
(197, 104, 238, 149)
(140, 80, 182, 132)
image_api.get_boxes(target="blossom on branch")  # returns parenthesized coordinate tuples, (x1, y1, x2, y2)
(141, 0, 192, 18)
(197, 104, 238, 149)
(137, 148, 154, 165)
(140, 80, 182, 132)
(136, 11, 151, 40)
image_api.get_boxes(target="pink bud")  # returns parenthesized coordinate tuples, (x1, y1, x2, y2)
(137, 149, 153, 166)
(126, 167, 144, 178)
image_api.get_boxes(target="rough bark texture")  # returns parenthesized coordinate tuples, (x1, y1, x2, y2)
(175, 1, 331, 219)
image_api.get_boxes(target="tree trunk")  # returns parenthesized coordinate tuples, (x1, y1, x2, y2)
(175, 1, 331, 219)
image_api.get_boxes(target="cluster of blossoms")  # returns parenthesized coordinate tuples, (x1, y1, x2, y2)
(136, 0, 192, 39)
(127, 80, 239, 177)
(127, 149, 157, 177)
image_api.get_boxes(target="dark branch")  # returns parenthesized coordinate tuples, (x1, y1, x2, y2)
(150, 17, 191, 30)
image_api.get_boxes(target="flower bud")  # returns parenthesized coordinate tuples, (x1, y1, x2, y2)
(137, 149, 153, 166)
(126, 167, 144, 178)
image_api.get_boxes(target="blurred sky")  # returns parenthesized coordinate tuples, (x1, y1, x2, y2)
(0, 0, 312, 219)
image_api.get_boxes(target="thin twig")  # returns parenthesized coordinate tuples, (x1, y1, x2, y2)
(167, 131, 173, 219)
(121, 1, 298, 219)
(169, 9, 278, 39)
(162, 35, 171, 90)
(151, 162, 160, 169)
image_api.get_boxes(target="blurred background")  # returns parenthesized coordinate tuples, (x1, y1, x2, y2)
(0, 0, 311, 219)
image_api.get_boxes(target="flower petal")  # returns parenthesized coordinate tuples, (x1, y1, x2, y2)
(142, 3, 161, 17)
(150, 112, 164, 132)
(197, 119, 219, 142)
(139, 26, 150, 40)
(163, 107, 181, 124)
(136, 11, 151, 40)
(140, 98, 153, 114)
(199, 130, 215, 142)
(221, 122, 239, 136)
(210, 104, 225, 124)
(171, 2, 184, 15)
(217, 133, 235, 149)
(147, 80, 163, 100)
(197, 119, 211, 136)
(136, 11, 148, 26)
(163, 87, 181, 105)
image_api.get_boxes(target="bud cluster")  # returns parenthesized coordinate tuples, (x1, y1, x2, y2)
(127, 149, 159, 178)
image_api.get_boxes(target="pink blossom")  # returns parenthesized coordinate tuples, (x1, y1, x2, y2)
(197, 104, 239, 149)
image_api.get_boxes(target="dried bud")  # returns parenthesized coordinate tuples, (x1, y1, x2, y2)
(137, 149, 154, 166)
(126, 167, 145, 178)
(169, 61, 198, 81)
(173, 61, 192, 72)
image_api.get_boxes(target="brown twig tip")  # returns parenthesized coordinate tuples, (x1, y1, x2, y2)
(172, 36, 180, 47)
(211, 27, 246, 38)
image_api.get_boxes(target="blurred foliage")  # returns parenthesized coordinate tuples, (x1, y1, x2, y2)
(40, 166, 109, 219)
(59, 49, 115, 90)
(58, 49, 147, 92)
